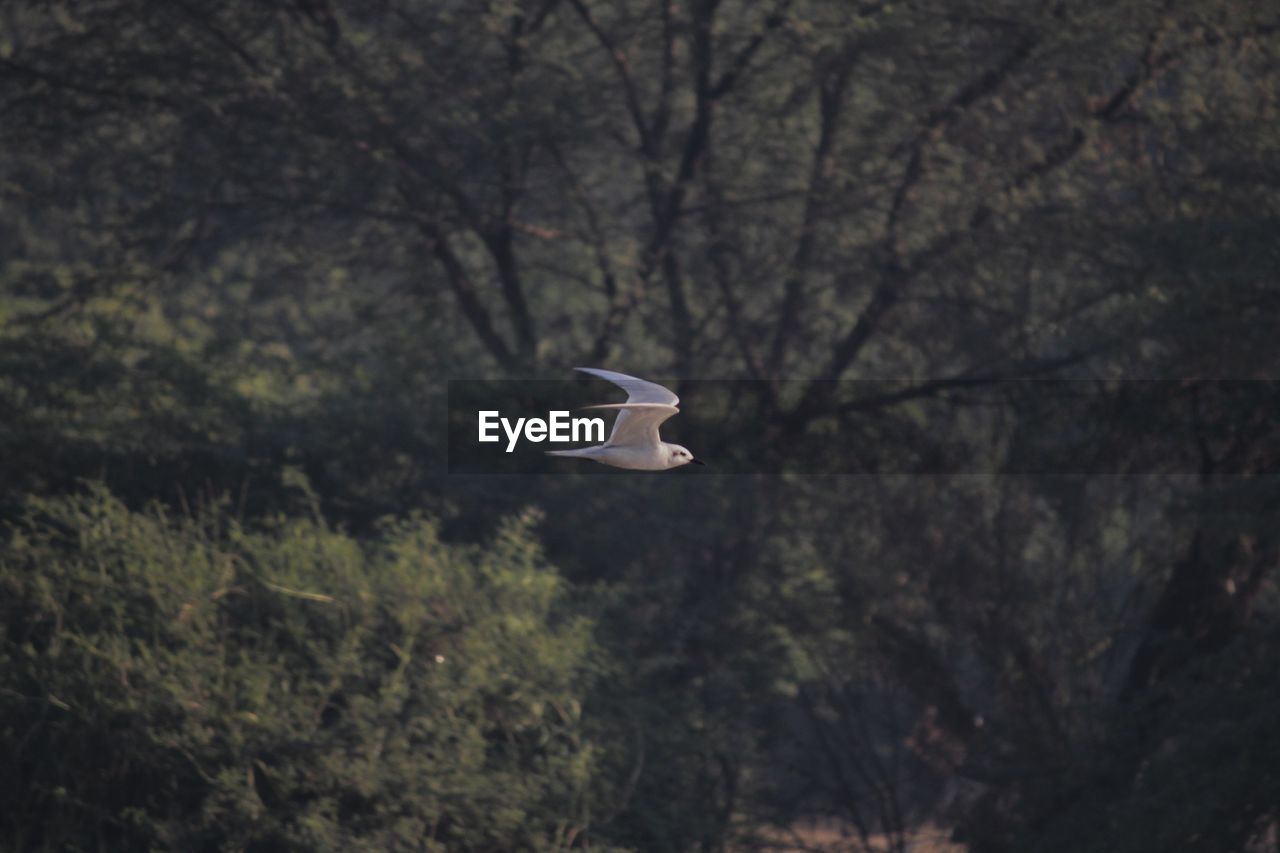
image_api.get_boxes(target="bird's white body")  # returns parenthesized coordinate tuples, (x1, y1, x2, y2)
(546, 441, 690, 471)
(546, 368, 702, 471)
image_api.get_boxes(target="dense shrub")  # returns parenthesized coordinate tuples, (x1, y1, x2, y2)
(0, 486, 607, 851)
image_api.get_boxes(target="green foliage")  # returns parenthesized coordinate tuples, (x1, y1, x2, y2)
(0, 486, 609, 851)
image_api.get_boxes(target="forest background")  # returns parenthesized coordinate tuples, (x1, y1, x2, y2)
(1, 1, 1278, 850)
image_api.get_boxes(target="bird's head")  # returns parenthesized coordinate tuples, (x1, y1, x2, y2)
(666, 444, 705, 468)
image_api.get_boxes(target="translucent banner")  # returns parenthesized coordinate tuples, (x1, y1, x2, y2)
(446, 379, 1278, 475)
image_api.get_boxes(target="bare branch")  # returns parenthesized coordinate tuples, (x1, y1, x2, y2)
(768, 48, 856, 374)
(419, 223, 519, 372)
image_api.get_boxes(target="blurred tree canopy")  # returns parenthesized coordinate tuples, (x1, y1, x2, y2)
(1, 0, 1278, 850)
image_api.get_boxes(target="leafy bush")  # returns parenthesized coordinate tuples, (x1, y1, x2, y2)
(0, 486, 608, 851)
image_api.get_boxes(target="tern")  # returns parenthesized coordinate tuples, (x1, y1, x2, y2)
(546, 368, 704, 470)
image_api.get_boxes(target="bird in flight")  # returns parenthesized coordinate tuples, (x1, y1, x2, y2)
(546, 368, 704, 470)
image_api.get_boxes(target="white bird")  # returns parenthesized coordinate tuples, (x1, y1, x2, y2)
(546, 368, 704, 470)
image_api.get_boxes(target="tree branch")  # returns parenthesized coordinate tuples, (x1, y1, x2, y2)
(768, 49, 855, 374)
(419, 223, 519, 372)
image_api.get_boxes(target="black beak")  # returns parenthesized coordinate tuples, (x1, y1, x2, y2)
(690, 458, 706, 466)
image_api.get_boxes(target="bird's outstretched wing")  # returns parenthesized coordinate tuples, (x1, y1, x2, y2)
(580, 402, 679, 449)
(574, 368, 678, 405)
(574, 368, 680, 448)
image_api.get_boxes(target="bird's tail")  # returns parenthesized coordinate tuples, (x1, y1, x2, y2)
(545, 447, 600, 458)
